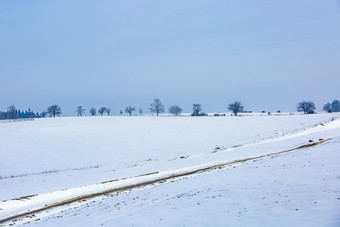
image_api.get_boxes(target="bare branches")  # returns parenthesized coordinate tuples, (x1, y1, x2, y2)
(192, 104, 201, 116)
(76, 106, 85, 116)
(149, 98, 165, 116)
(125, 106, 136, 116)
(169, 105, 183, 116)
(297, 101, 315, 114)
(89, 108, 97, 116)
(47, 105, 62, 117)
(228, 102, 244, 116)
(98, 107, 107, 116)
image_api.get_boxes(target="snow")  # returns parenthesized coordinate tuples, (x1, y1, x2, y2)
(1, 113, 340, 226)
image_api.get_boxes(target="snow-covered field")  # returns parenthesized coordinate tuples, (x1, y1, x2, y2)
(1, 113, 340, 226)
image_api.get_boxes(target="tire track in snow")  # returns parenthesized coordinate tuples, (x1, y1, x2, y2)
(0, 138, 331, 225)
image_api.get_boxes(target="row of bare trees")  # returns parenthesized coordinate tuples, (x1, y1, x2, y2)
(0, 105, 40, 120)
(51, 100, 340, 118)
(50, 100, 340, 118)
(39, 99, 246, 118)
(296, 100, 340, 114)
(82, 99, 244, 117)
(4, 99, 337, 119)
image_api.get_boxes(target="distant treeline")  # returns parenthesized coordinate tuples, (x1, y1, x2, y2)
(0, 104, 62, 120)
(0, 105, 39, 120)
(1, 99, 339, 120)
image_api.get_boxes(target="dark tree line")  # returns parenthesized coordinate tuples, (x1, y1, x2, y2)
(98, 107, 110, 116)
(3, 98, 338, 120)
(297, 100, 340, 114)
(87, 107, 111, 116)
(0, 104, 63, 120)
(323, 100, 340, 113)
(0, 101, 245, 119)
(0, 105, 40, 120)
(70, 99, 340, 117)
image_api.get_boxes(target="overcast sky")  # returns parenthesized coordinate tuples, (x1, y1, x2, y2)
(1, 0, 339, 115)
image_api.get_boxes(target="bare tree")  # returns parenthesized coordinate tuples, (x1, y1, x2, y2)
(332, 100, 340, 112)
(125, 106, 136, 116)
(89, 107, 97, 116)
(228, 101, 244, 116)
(106, 108, 111, 116)
(47, 105, 62, 117)
(297, 101, 315, 114)
(7, 105, 18, 119)
(192, 104, 202, 116)
(76, 106, 85, 116)
(149, 98, 165, 116)
(138, 107, 143, 116)
(98, 107, 107, 116)
(40, 111, 47, 118)
(169, 105, 183, 116)
(323, 103, 332, 113)
(322, 100, 339, 113)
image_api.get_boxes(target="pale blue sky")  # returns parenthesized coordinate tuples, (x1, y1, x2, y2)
(1, 0, 339, 115)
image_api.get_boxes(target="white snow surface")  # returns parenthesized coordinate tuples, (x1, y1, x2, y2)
(0, 113, 340, 226)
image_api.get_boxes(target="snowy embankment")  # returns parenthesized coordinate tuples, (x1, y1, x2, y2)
(1, 113, 340, 226)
